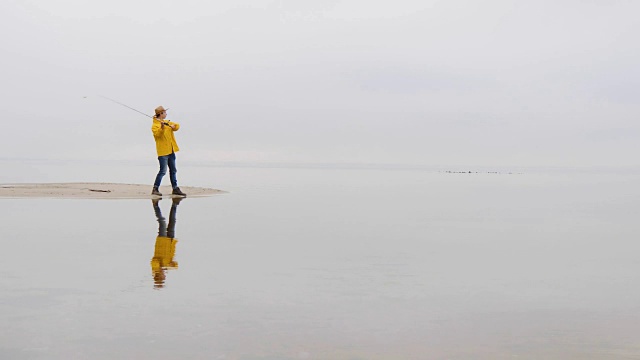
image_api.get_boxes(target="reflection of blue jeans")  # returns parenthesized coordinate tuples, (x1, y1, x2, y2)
(154, 152, 178, 188)
(153, 199, 179, 238)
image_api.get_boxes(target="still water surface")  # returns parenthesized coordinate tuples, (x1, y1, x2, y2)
(1, 162, 640, 359)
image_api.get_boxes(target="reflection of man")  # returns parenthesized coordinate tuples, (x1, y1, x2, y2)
(151, 197, 183, 289)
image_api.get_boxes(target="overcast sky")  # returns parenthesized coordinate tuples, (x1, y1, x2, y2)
(1, 0, 639, 167)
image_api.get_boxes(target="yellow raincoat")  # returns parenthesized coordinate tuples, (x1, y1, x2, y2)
(151, 118, 180, 156)
(151, 236, 178, 272)
(151, 236, 178, 288)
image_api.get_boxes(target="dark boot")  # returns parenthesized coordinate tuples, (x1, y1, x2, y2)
(172, 187, 186, 197)
(152, 187, 162, 196)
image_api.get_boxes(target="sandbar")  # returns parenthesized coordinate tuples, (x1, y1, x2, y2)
(0, 183, 225, 199)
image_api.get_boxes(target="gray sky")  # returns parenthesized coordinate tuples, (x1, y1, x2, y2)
(2, 0, 639, 167)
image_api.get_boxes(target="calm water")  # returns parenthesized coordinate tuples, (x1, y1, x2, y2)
(1, 160, 640, 359)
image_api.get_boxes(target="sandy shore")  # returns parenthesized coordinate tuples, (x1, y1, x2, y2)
(0, 183, 225, 199)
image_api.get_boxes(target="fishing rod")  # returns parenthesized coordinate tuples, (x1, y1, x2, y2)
(96, 95, 154, 118)
(88, 95, 169, 121)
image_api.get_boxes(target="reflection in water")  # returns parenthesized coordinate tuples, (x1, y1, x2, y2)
(151, 197, 183, 289)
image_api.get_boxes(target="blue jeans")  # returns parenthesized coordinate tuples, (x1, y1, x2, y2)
(153, 152, 178, 188)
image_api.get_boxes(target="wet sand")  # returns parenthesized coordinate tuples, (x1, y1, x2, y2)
(0, 182, 224, 199)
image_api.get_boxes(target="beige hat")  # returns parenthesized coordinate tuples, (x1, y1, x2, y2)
(154, 106, 168, 116)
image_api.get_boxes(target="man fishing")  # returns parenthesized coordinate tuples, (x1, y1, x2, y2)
(151, 106, 186, 197)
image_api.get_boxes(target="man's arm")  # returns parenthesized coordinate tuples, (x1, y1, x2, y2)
(168, 122, 180, 131)
(151, 122, 165, 137)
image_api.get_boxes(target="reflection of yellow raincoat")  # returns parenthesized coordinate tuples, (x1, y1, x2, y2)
(151, 119, 180, 156)
(151, 236, 178, 272)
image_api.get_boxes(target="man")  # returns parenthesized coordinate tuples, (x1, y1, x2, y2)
(151, 106, 186, 197)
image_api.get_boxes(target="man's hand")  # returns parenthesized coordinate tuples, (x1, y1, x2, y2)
(160, 121, 175, 130)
